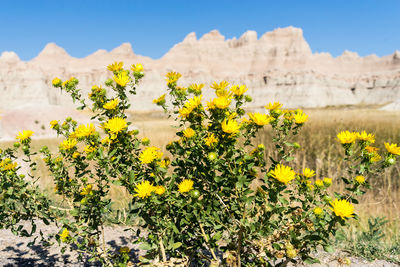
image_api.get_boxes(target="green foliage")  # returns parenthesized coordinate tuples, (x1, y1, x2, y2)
(0, 62, 399, 266)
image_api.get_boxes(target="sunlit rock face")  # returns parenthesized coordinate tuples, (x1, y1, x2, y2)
(0, 26, 399, 113)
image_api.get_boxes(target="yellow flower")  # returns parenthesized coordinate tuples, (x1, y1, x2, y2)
(323, 177, 332, 187)
(214, 97, 231, 109)
(107, 61, 123, 72)
(75, 124, 96, 138)
(16, 130, 34, 141)
(60, 228, 70, 242)
(50, 120, 58, 128)
(221, 119, 240, 135)
(205, 133, 218, 147)
(103, 117, 127, 137)
(370, 153, 382, 162)
(384, 142, 400, 155)
(139, 146, 163, 164)
(302, 168, 315, 178)
(179, 95, 202, 118)
(113, 73, 131, 87)
(265, 101, 282, 110)
(365, 146, 379, 153)
(206, 100, 216, 110)
(183, 128, 196, 139)
(154, 185, 166, 195)
(230, 85, 248, 96)
(337, 131, 357, 144)
(269, 164, 296, 184)
(84, 145, 96, 153)
(0, 158, 18, 171)
(119, 246, 131, 254)
(60, 139, 78, 151)
(330, 199, 355, 219)
(189, 83, 204, 94)
(315, 179, 324, 188)
(166, 71, 182, 84)
(158, 158, 170, 168)
(52, 77, 62, 87)
(357, 131, 375, 143)
(131, 63, 144, 72)
(153, 94, 166, 105)
(211, 81, 229, 90)
(133, 180, 154, 199)
(80, 184, 93, 196)
(313, 207, 324, 216)
(294, 111, 308, 124)
(354, 175, 365, 184)
(101, 136, 112, 145)
(72, 152, 80, 158)
(178, 179, 194, 193)
(103, 99, 119, 110)
(248, 113, 271, 126)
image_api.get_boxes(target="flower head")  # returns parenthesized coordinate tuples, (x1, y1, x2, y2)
(313, 207, 324, 216)
(265, 101, 282, 111)
(166, 72, 182, 85)
(103, 117, 127, 137)
(153, 94, 166, 105)
(294, 111, 308, 124)
(384, 142, 400, 155)
(213, 96, 231, 109)
(354, 175, 365, 184)
(337, 131, 357, 144)
(133, 180, 154, 199)
(221, 119, 240, 135)
(119, 246, 131, 254)
(16, 130, 34, 142)
(248, 113, 271, 126)
(80, 184, 93, 196)
(205, 133, 218, 147)
(179, 95, 202, 118)
(50, 120, 58, 128)
(60, 139, 78, 151)
(357, 131, 375, 143)
(230, 85, 248, 96)
(302, 168, 315, 178)
(75, 124, 96, 138)
(178, 179, 194, 193)
(154, 185, 166, 195)
(315, 179, 324, 188)
(139, 146, 163, 164)
(0, 158, 18, 171)
(182, 128, 195, 139)
(269, 164, 296, 184)
(52, 77, 62, 87)
(60, 228, 70, 242)
(189, 83, 204, 94)
(103, 99, 119, 110)
(330, 199, 355, 219)
(323, 177, 332, 187)
(131, 63, 144, 72)
(113, 72, 131, 87)
(107, 62, 123, 72)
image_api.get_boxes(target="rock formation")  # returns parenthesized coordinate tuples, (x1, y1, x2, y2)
(0, 26, 399, 139)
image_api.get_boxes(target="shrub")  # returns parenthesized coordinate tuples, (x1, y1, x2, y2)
(0, 62, 399, 266)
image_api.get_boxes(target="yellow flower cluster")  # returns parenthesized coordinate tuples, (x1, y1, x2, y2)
(354, 175, 365, 184)
(16, 130, 34, 142)
(153, 94, 166, 105)
(131, 63, 144, 72)
(0, 158, 18, 171)
(189, 83, 204, 94)
(139, 146, 163, 164)
(265, 101, 282, 110)
(337, 131, 358, 144)
(213, 96, 231, 109)
(133, 180, 166, 199)
(294, 110, 308, 124)
(302, 168, 315, 178)
(230, 85, 248, 96)
(205, 133, 218, 147)
(80, 184, 93, 195)
(179, 95, 202, 118)
(270, 164, 296, 184)
(50, 120, 58, 128)
(357, 131, 375, 143)
(60, 228, 70, 242)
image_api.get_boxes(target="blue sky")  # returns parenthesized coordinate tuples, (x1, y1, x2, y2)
(0, 0, 399, 61)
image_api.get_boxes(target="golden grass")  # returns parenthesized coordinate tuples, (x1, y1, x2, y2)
(1, 108, 399, 220)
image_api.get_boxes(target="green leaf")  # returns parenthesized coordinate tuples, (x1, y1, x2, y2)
(112, 180, 122, 186)
(172, 242, 182, 249)
(139, 242, 152, 251)
(304, 257, 320, 264)
(323, 245, 335, 253)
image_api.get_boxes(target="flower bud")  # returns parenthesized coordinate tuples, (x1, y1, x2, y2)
(208, 152, 217, 161)
(258, 144, 265, 150)
(293, 142, 300, 149)
(105, 78, 113, 86)
(141, 137, 150, 146)
(386, 157, 396, 165)
(13, 142, 20, 148)
(244, 95, 252, 102)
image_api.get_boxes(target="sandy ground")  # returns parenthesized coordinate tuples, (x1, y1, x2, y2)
(0, 222, 398, 267)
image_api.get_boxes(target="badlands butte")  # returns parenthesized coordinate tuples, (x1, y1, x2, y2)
(0, 26, 400, 139)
